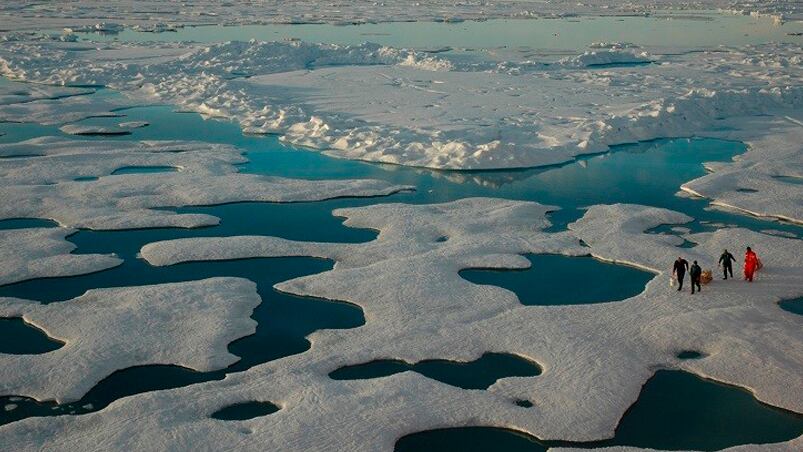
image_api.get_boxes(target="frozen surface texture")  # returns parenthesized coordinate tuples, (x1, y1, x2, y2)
(686, 115, 803, 224)
(0, 0, 799, 31)
(0, 227, 121, 286)
(4, 199, 800, 450)
(0, 137, 411, 229)
(0, 277, 260, 403)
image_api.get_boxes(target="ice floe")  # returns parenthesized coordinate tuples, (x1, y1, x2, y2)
(0, 277, 260, 403)
(6, 198, 786, 450)
(0, 137, 412, 229)
(0, 227, 121, 286)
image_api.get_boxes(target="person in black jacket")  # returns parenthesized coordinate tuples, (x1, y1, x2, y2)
(690, 260, 702, 294)
(673, 257, 689, 291)
(718, 249, 736, 280)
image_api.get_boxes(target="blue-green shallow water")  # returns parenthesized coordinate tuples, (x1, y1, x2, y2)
(395, 370, 803, 451)
(111, 165, 178, 175)
(329, 353, 541, 390)
(460, 254, 653, 306)
(0, 318, 64, 355)
(1, 94, 802, 439)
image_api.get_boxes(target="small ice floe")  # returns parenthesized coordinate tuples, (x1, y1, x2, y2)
(3, 404, 17, 411)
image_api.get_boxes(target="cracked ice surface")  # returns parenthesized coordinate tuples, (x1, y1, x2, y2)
(0, 227, 121, 286)
(0, 137, 412, 229)
(0, 277, 260, 403)
(0, 0, 799, 32)
(6, 198, 800, 450)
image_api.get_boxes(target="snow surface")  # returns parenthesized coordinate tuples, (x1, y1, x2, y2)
(5, 199, 798, 450)
(0, 227, 121, 286)
(0, 137, 412, 229)
(0, 277, 260, 403)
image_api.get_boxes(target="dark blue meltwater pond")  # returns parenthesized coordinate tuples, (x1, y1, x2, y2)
(329, 353, 541, 390)
(0, 318, 64, 354)
(395, 370, 803, 451)
(459, 254, 654, 305)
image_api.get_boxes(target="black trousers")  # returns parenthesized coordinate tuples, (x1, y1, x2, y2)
(691, 277, 701, 293)
(723, 263, 733, 279)
(677, 272, 685, 290)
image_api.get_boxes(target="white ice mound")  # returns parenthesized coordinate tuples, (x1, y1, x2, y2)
(553, 49, 653, 68)
(0, 227, 121, 286)
(0, 137, 412, 229)
(0, 277, 260, 403)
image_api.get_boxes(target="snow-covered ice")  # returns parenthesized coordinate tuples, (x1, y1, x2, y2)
(685, 116, 803, 224)
(0, 277, 260, 403)
(0, 3, 801, 449)
(0, 0, 799, 32)
(2, 198, 800, 450)
(0, 137, 412, 229)
(1, 39, 798, 216)
(0, 227, 121, 286)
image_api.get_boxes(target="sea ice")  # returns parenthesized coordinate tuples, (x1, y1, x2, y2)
(0, 137, 412, 229)
(2, 39, 797, 186)
(48, 199, 793, 451)
(0, 277, 260, 403)
(0, 0, 798, 31)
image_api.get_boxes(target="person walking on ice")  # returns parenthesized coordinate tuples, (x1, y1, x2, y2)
(690, 260, 702, 294)
(673, 256, 689, 291)
(718, 249, 736, 280)
(743, 246, 761, 282)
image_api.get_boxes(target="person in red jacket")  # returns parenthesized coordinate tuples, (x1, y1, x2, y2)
(743, 246, 759, 282)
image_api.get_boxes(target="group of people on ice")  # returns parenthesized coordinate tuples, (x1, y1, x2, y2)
(671, 247, 761, 294)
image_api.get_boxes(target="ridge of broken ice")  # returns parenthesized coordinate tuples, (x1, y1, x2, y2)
(4, 198, 800, 450)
